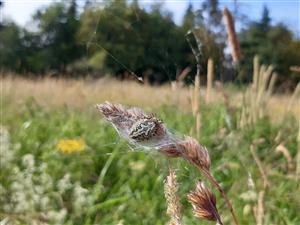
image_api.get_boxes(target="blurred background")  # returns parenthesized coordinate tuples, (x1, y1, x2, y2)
(1, 0, 300, 87)
(1, 0, 300, 225)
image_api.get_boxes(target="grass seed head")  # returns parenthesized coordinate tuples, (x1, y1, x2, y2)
(179, 136, 211, 171)
(159, 144, 182, 158)
(164, 169, 182, 225)
(188, 180, 222, 224)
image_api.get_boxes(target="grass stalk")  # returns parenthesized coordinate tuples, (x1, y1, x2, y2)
(199, 168, 240, 225)
(296, 118, 300, 182)
(179, 146, 239, 225)
(250, 145, 269, 188)
(206, 58, 213, 103)
(287, 83, 300, 112)
(223, 7, 242, 64)
(193, 74, 200, 116)
(241, 57, 276, 127)
(254, 190, 265, 225)
(194, 75, 201, 136)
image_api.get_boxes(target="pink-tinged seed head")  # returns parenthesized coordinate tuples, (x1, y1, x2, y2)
(188, 180, 222, 224)
(178, 137, 211, 171)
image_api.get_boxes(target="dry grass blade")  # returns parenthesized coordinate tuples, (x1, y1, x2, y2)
(253, 190, 265, 225)
(253, 56, 260, 91)
(164, 169, 182, 225)
(193, 74, 200, 116)
(186, 31, 202, 137)
(275, 144, 294, 172)
(250, 145, 270, 188)
(240, 56, 276, 127)
(287, 83, 300, 112)
(188, 181, 223, 225)
(176, 67, 191, 83)
(296, 118, 300, 182)
(206, 58, 214, 103)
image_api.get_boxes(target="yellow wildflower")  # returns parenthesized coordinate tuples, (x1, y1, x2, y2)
(57, 139, 86, 154)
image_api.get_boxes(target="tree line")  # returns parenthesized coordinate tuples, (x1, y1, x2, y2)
(0, 0, 299, 87)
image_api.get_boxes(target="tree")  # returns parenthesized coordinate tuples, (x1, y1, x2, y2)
(0, 21, 23, 72)
(32, 1, 83, 73)
(188, 0, 226, 80)
(239, 6, 299, 86)
(182, 3, 195, 31)
(259, 6, 271, 33)
(79, 0, 193, 83)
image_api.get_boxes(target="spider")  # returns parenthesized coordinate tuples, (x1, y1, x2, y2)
(129, 117, 163, 142)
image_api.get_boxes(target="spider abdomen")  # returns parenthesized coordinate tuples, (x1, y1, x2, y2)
(129, 119, 160, 141)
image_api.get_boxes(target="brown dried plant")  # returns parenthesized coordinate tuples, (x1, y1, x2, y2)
(188, 181, 223, 225)
(178, 136, 211, 171)
(206, 58, 214, 104)
(97, 102, 240, 225)
(275, 144, 294, 172)
(240, 56, 277, 128)
(164, 169, 182, 225)
(186, 31, 202, 139)
(223, 7, 242, 64)
(296, 114, 300, 182)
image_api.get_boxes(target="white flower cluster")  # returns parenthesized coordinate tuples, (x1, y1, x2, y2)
(0, 126, 14, 167)
(0, 127, 93, 224)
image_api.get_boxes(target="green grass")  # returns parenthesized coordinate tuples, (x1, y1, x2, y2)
(1, 96, 299, 225)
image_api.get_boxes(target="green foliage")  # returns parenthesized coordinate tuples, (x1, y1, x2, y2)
(239, 6, 300, 86)
(0, 21, 23, 72)
(0, 1, 299, 87)
(32, 0, 83, 72)
(0, 1, 83, 74)
(184, 0, 226, 80)
(1, 96, 299, 224)
(79, 0, 191, 82)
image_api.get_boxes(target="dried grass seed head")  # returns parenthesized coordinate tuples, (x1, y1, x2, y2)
(97, 102, 211, 166)
(179, 136, 211, 171)
(159, 143, 182, 158)
(96, 102, 172, 149)
(164, 169, 182, 225)
(188, 180, 222, 224)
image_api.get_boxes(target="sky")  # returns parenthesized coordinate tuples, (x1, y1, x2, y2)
(1, 0, 300, 37)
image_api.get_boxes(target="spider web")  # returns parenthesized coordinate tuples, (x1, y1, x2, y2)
(81, 2, 189, 155)
(80, 2, 250, 183)
(83, 1, 181, 84)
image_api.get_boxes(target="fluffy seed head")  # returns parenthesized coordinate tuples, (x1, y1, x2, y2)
(164, 169, 182, 225)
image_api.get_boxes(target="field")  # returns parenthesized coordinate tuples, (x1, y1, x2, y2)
(1, 76, 300, 225)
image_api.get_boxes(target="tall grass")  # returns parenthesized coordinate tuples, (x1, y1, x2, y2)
(1, 75, 299, 224)
(240, 56, 277, 128)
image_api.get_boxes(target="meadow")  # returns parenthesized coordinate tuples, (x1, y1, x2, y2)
(1, 75, 299, 225)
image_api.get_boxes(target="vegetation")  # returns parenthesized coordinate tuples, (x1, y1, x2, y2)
(1, 0, 299, 87)
(239, 6, 300, 88)
(1, 76, 299, 224)
(1, 0, 299, 224)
